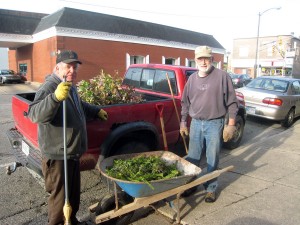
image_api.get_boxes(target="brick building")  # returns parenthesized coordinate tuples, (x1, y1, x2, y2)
(0, 8, 225, 82)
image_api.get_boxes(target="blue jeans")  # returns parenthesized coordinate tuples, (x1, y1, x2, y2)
(185, 118, 224, 193)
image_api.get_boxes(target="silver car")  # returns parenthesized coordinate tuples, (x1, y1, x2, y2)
(236, 76, 300, 127)
(0, 69, 23, 84)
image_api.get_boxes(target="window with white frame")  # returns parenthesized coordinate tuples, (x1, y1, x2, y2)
(185, 58, 195, 68)
(162, 57, 180, 65)
(131, 55, 144, 64)
(126, 54, 149, 69)
(165, 58, 175, 65)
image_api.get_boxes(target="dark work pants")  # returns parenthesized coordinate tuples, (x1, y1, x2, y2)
(42, 158, 81, 225)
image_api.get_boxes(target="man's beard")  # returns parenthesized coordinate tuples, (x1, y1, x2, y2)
(198, 65, 212, 75)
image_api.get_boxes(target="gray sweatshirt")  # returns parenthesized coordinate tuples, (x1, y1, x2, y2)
(181, 66, 238, 122)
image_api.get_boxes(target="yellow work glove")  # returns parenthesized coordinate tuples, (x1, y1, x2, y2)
(54, 82, 72, 102)
(223, 125, 236, 142)
(180, 121, 189, 136)
(98, 109, 108, 121)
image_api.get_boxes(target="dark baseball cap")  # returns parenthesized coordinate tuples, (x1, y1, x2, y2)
(56, 50, 82, 64)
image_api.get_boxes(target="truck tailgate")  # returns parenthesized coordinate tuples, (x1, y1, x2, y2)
(12, 93, 38, 148)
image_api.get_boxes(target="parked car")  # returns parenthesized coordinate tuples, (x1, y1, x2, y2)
(230, 74, 252, 88)
(236, 76, 300, 127)
(0, 69, 23, 84)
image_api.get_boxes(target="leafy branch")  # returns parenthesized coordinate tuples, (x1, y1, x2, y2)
(77, 69, 144, 105)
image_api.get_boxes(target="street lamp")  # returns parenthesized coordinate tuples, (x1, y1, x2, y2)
(226, 51, 231, 72)
(254, 7, 281, 78)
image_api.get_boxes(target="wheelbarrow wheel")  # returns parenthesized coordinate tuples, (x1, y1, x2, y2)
(95, 192, 134, 225)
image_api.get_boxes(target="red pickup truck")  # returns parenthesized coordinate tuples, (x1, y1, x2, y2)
(6, 64, 246, 176)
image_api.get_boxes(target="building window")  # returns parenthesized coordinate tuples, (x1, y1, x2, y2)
(165, 58, 175, 65)
(19, 63, 27, 76)
(213, 61, 220, 69)
(126, 54, 148, 69)
(130, 55, 144, 64)
(185, 58, 195, 67)
(162, 57, 180, 65)
(189, 60, 195, 67)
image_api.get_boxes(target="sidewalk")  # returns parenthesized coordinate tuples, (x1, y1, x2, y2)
(157, 121, 300, 225)
(0, 82, 41, 94)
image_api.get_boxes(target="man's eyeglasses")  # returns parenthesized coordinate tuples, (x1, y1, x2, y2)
(196, 58, 211, 63)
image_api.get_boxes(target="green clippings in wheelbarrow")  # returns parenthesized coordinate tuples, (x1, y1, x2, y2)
(100, 151, 202, 198)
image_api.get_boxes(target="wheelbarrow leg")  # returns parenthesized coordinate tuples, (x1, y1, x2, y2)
(114, 182, 119, 210)
(176, 193, 181, 224)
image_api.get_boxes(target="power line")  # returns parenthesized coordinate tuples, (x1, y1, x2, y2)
(61, 0, 255, 19)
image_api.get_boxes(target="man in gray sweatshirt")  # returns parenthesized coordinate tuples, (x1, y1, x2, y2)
(180, 46, 238, 202)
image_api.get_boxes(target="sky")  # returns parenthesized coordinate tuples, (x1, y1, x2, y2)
(1, 0, 299, 52)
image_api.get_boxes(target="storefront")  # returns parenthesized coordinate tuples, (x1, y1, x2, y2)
(258, 59, 291, 76)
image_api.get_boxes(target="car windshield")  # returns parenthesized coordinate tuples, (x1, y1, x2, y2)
(230, 74, 240, 78)
(1, 70, 15, 75)
(246, 78, 288, 92)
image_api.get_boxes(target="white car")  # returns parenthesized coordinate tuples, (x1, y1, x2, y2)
(236, 76, 300, 127)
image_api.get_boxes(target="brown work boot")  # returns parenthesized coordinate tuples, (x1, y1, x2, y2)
(205, 192, 216, 203)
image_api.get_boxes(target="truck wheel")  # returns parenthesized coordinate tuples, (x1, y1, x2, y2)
(281, 108, 295, 128)
(113, 141, 151, 156)
(93, 192, 134, 225)
(223, 115, 244, 150)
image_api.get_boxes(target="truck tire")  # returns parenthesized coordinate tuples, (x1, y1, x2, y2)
(93, 192, 134, 225)
(223, 114, 244, 150)
(100, 121, 159, 158)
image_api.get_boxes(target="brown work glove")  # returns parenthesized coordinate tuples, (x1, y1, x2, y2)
(223, 125, 236, 142)
(180, 121, 189, 136)
(98, 109, 108, 121)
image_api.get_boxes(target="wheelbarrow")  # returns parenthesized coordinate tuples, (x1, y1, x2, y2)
(89, 151, 234, 224)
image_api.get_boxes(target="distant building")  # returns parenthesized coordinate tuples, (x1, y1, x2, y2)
(0, 8, 226, 83)
(231, 34, 300, 78)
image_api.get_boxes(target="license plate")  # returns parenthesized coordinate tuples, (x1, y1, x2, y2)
(246, 106, 256, 114)
(22, 140, 29, 156)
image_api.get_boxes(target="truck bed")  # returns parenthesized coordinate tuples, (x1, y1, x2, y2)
(9, 91, 180, 172)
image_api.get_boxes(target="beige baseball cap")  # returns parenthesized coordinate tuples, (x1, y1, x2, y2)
(195, 46, 212, 58)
